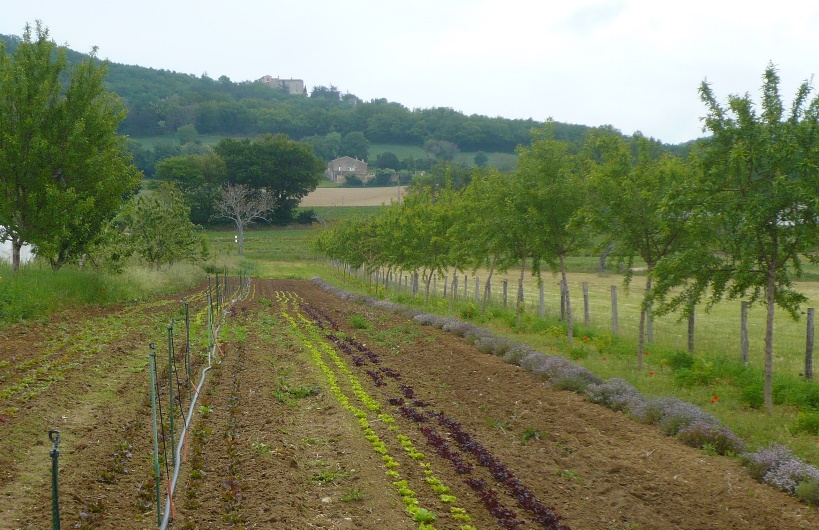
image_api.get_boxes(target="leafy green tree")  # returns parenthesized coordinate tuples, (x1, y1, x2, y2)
(310, 84, 341, 100)
(344, 174, 364, 187)
(155, 152, 226, 224)
(176, 124, 199, 145)
(588, 134, 694, 368)
(376, 151, 400, 170)
(127, 183, 206, 269)
(473, 151, 489, 167)
(517, 128, 589, 344)
(394, 188, 456, 302)
(411, 162, 472, 191)
(651, 64, 819, 414)
(0, 22, 141, 271)
(446, 168, 515, 310)
(369, 169, 396, 186)
(214, 134, 324, 223)
(302, 132, 342, 161)
(340, 131, 369, 161)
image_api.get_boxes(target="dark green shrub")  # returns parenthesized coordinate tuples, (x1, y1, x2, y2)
(666, 351, 695, 372)
(792, 412, 819, 436)
(295, 209, 318, 224)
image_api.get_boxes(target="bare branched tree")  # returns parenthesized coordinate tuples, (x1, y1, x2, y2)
(214, 184, 275, 255)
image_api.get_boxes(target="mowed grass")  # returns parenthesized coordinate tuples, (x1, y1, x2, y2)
(370, 143, 518, 170)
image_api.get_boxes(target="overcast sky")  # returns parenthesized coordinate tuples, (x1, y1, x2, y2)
(3, 0, 818, 144)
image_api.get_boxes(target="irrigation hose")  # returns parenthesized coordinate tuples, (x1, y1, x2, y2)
(159, 279, 250, 530)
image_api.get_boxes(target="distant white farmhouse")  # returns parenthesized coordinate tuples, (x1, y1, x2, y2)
(326, 156, 369, 183)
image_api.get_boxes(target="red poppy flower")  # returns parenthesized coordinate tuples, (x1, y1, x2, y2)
(711, 395, 719, 403)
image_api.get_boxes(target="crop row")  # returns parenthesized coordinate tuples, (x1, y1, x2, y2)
(279, 292, 476, 530)
(299, 297, 569, 530)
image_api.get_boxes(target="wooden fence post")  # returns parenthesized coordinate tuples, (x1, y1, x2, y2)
(741, 301, 749, 364)
(582, 282, 590, 326)
(503, 279, 508, 309)
(464, 275, 468, 299)
(539, 282, 545, 318)
(443, 276, 448, 298)
(611, 285, 619, 334)
(806, 308, 814, 381)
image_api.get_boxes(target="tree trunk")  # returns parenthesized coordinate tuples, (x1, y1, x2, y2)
(449, 268, 458, 314)
(599, 242, 614, 272)
(237, 221, 245, 256)
(425, 269, 433, 304)
(482, 258, 496, 311)
(11, 236, 22, 273)
(559, 254, 573, 348)
(637, 275, 652, 371)
(764, 269, 776, 415)
(515, 259, 525, 327)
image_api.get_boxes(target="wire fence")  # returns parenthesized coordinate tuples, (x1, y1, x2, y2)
(331, 261, 816, 380)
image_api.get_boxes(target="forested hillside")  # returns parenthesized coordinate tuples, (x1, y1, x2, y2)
(1, 32, 689, 160)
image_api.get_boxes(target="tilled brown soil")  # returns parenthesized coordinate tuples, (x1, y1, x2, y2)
(0, 279, 817, 529)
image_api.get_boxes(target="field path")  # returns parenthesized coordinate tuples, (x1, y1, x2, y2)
(0, 279, 816, 529)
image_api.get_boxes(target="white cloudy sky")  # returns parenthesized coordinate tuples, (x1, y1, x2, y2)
(3, 0, 818, 144)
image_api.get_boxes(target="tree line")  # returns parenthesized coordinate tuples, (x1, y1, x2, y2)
(315, 65, 819, 416)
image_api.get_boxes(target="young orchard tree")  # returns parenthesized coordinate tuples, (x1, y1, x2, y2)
(394, 187, 456, 303)
(127, 183, 206, 269)
(587, 134, 694, 370)
(652, 64, 819, 414)
(516, 128, 589, 344)
(0, 22, 141, 271)
(494, 166, 546, 327)
(448, 168, 518, 311)
(214, 184, 274, 255)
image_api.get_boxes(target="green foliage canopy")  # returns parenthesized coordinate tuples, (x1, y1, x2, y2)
(652, 64, 819, 413)
(0, 22, 141, 271)
(214, 134, 325, 223)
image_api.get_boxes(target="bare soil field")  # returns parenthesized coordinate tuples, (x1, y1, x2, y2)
(0, 279, 816, 529)
(301, 187, 405, 207)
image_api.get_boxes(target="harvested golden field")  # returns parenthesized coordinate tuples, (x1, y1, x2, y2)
(301, 187, 405, 207)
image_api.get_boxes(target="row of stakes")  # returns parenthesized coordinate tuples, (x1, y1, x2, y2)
(47, 268, 247, 529)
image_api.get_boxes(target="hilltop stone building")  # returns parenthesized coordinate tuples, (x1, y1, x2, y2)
(327, 156, 369, 183)
(257, 76, 306, 95)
